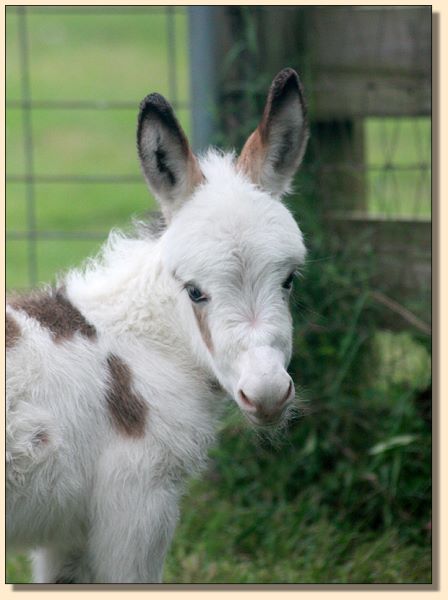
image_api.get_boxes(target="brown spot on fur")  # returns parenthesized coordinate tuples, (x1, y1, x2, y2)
(6, 313, 21, 348)
(192, 305, 213, 353)
(9, 287, 96, 343)
(105, 354, 148, 438)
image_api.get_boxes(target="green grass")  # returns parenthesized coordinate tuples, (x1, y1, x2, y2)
(7, 8, 190, 103)
(165, 486, 431, 583)
(6, 7, 431, 585)
(5, 554, 31, 584)
(6, 504, 431, 585)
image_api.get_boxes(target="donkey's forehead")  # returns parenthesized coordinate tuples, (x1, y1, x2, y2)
(162, 163, 306, 276)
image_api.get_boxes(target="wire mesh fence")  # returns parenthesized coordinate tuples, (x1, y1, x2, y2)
(6, 5, 189, 289)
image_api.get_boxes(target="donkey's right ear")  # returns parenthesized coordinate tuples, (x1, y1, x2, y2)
(137, 93, 203, 221)
(237, 68, 309, 196)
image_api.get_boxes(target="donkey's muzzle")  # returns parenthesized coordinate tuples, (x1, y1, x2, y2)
(238, 379, 294, 424)
(235, 346, 294, 424)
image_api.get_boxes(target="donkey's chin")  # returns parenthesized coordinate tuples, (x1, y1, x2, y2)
(245, 413, 281, 427)
(242, 404, 292, 428)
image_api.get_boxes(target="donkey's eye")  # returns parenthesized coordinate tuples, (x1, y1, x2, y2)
(186, 284, 208, 304)
(282, 272, 295, 291)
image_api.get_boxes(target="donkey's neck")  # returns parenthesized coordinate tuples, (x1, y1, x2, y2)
(65, 232, 189, 353)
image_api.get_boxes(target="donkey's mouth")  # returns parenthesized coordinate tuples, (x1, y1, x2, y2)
(236, 378, 294, 427)
(243, 405, 290, 427)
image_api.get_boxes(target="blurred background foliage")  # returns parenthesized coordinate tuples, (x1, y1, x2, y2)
(6, 6, 431, 584)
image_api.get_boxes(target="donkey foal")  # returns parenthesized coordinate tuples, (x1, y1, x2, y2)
(6, 68, 309, 583)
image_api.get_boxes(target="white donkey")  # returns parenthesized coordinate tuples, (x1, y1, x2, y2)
(6, 68, 309, 583)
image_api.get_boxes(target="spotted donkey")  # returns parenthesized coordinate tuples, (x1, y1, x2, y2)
(6, 68, 309, 583)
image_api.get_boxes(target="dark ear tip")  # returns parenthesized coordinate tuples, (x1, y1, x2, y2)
(275, 67, 299, 81)
(138, 93, 173, 120)
(271, 68, 302, 96)
(268, 67, 307, 119)
(137, 92, 189, 157)
(137, 92, 183, 146)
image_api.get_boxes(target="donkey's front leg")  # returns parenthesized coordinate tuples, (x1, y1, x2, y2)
(89, 453, 180, 583)
(31, 544, 91, 583)
(90, 487, 179, 583)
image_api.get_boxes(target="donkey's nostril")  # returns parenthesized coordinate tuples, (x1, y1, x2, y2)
(238, 389, 256, 410)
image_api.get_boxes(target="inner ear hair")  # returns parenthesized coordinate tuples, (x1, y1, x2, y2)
(237, 68, 309, 195)
(137, 93, 203, 216)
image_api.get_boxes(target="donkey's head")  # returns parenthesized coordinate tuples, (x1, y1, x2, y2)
(137, 68, 309, 425)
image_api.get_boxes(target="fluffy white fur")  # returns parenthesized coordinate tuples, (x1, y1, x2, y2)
(6, 70, 308, 583)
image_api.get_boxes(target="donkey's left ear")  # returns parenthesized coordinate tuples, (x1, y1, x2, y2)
(237, 68, 309, 196)
(137, 93, 203, 221)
